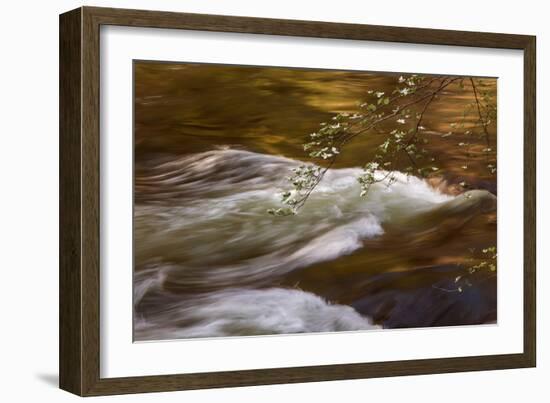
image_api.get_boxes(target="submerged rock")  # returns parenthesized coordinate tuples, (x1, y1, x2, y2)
(351, 264, 496, 328)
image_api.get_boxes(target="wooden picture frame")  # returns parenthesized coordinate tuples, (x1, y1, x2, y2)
(59, 6, 536, 396)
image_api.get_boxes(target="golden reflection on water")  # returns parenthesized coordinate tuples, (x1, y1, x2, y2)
(135, 62, 496, 185)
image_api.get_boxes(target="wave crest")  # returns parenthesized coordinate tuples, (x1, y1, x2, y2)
(135, 287, 379, 340)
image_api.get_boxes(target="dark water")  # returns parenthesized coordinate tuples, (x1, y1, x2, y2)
(133, 62, 497, 341)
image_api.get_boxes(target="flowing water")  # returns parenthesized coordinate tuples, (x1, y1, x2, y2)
(133, 62, 497, 341)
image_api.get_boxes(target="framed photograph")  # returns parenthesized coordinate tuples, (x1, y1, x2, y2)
(59, 6, 536, 396)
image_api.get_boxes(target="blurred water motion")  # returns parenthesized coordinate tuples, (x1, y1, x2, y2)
(133, 62, 497, 341)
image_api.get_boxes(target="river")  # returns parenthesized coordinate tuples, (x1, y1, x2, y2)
(133, 62, 497, 341)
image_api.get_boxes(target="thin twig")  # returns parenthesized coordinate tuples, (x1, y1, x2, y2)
(469, 77, 490, 148)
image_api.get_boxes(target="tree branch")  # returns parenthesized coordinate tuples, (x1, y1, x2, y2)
(289, 77, 461, 211)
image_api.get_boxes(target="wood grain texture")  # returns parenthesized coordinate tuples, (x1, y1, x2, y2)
(59, 6, 537, 396)
(523, 37, 536, 367)
(86, 6, 532, 49)
(59, 8, 83, 396)
(81, 6, 102, 396)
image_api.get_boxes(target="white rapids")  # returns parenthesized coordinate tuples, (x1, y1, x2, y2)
(133, 148, 496, 340)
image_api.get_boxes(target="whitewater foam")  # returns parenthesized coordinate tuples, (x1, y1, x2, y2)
(135, 287, 380, 340)
(133, 149, 495, 340)
(134, 149, 456, 289)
